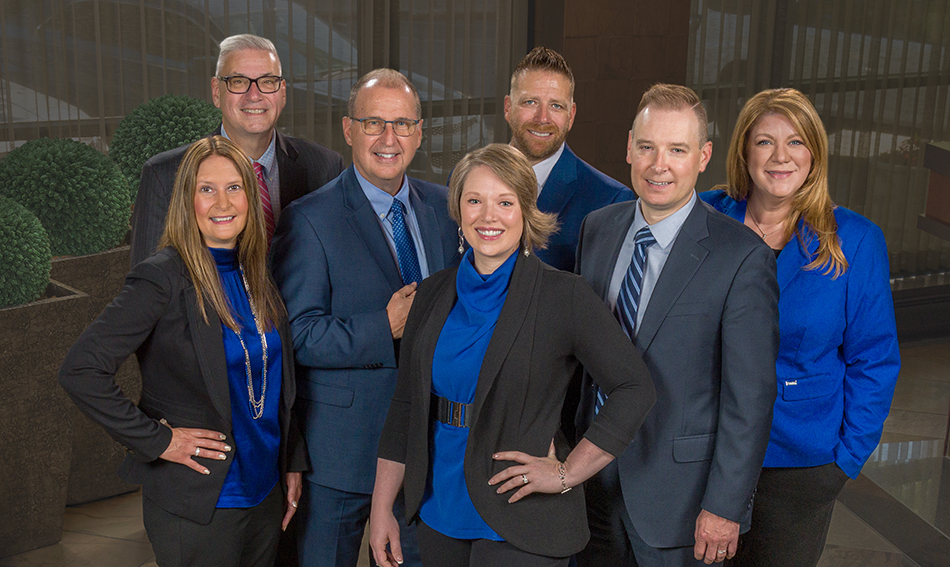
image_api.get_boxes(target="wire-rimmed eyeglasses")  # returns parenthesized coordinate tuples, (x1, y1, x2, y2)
(348, 117, 421, 137)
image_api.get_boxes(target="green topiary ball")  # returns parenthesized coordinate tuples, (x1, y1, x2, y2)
(109, 94, 221, 199)
(0, 195, 52, 308)
(0, 138, 131, 256)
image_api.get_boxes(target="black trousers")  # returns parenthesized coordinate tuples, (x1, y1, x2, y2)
(143, 483, 283, 567)
(416, 520, 570, 567)
(727, 463, 850, 567)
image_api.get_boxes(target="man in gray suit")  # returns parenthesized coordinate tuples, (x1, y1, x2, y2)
(129, 34, 344, 267)
(574, 84, 779, 566)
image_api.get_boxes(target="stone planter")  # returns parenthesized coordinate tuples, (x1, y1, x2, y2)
(51, 246, 140, 505)
(0, 281, 89, 557)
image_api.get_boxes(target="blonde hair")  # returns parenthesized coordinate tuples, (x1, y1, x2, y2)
(635, 83, 709, 145)
(448, 143, 558, 252)
(717, 88, 846, 277)
(159, 136, 286, 331)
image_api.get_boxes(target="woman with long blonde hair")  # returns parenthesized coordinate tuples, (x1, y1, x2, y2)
(60, 136, 305, 566)
(701, 89, 900, 566)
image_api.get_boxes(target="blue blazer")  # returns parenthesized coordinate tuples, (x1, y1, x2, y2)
(534, 145, 633, 272)
(700, 190, 900, 478)
(270, 166, 460, 493)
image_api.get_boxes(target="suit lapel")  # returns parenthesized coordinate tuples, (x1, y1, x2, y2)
(471, 253, 541, 419)
(182, 277, 231, 427)
(537, 145, 578, 216)
(275, 132, 308, 204)
(408, 179, 446, 273)
(341, 168, 404, 292)
(636, 202, 709, 353)
(590, 203, 638, 299)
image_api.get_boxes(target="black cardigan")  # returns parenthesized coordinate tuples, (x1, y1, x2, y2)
(378, 252, 655, 557)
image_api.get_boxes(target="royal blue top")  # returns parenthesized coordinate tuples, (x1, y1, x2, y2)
(211, 247, 282, 507)
(419, 248, 518, 540)
(700, 190, 899, 478)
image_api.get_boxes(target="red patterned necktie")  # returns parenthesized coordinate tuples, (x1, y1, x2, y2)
(253, 161, 275, 243)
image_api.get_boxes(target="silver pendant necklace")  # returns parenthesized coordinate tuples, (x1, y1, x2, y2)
(234, 265, 267, 419)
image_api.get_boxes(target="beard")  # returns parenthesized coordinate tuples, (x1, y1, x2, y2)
(509, 120, 569, 163)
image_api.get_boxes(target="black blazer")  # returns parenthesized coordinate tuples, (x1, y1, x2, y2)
(129, 128, 345, 267)
(59, 248, 306, 524)
(377, 252, 655, 557)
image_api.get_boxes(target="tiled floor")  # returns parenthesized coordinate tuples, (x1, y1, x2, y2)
(3, 338, 947, 567)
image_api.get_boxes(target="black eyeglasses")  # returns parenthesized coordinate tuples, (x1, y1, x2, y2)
(216, 75, 283, 94)
(348, 117, 421, 137)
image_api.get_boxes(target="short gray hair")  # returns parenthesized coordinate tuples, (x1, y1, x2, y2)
(347, 69, 421, 119)
(216, 34, 281, 76)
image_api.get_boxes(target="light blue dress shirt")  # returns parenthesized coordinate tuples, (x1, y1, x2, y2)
(353, 169, 430, 279)
(607, 192, 697, 331)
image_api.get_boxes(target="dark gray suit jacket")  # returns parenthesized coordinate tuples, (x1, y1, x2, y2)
(270, 166, 460, 495)
(575, 198, 779, 548)
(378, 252, 655, 557)
(129, 127, 344, 267)
(59, 248, 306, 524)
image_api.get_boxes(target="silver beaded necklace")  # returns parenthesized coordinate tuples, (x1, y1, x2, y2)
(234, 265, 267, 420)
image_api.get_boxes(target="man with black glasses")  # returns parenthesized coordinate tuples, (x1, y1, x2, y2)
(270, 68, 459, 567)
(130, 34, 343, 267)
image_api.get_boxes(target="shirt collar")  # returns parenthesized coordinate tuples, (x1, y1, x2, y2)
(353, 167, 412, 221)
(633, 191, 697, 250)
(220, 125, 277, 175)
(531, 142, 566, 189)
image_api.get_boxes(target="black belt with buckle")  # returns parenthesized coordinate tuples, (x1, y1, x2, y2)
(431, 394, 471, 428)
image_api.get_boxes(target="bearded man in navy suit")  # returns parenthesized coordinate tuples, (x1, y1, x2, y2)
(270, 69, 459, 567)
(504, 46, 633, 272)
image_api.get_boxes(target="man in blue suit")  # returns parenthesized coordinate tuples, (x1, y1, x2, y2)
(270, 69, 459, 567)
(504, 47, 633, 272)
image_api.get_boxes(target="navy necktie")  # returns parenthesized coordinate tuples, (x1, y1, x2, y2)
(596, 226, 656, 413)
(389, 198, 423, 285)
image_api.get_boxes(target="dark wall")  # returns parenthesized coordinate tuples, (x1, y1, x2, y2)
(530, 0, 692, 186)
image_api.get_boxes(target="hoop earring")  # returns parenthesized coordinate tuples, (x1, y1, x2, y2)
(457, 226, 465, 255)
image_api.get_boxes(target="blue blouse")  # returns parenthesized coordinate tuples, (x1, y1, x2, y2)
(419, 248, 518, 540)
(210, 247, 283, 508)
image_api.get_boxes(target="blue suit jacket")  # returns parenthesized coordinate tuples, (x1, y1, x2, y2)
(700, 190, 900, 478)
(270, 166, 460, 493)
(534, 145, 633, 272)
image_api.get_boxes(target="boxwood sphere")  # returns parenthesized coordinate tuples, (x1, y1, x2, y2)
(0, 138, 131, 256)
(109, 94, 221, 199)
(0, 195, 52, 308)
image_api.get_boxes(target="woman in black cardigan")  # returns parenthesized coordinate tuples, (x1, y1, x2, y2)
(59, 136, 305, 566)
(369, 144, 656, 567)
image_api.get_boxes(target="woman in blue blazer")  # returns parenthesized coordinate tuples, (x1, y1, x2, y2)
(59, 137, 306, 566)
(700, 88, 900, 566)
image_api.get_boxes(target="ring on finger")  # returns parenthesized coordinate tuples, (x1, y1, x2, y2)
(291, 500, 298, 508)
(521, 474, 529, 484)
(717, 550, 726, 555)
(195, 447, 200, 457)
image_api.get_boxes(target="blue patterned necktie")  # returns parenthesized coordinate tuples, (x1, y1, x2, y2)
(389, 198, 423, 285)
(595, 226, 656, 413)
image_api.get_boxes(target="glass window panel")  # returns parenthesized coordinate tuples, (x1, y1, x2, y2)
(689, 0, 950, 281)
